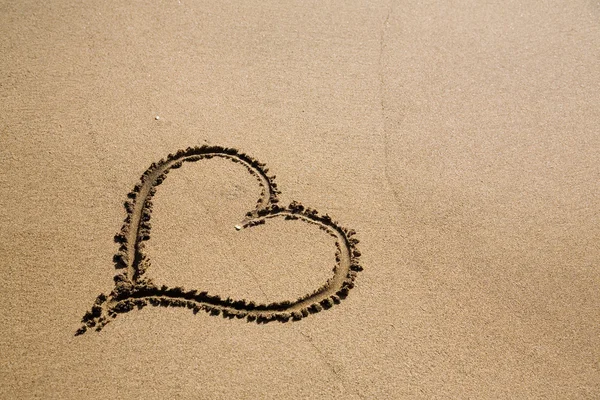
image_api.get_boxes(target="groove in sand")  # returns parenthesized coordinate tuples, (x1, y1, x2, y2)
(76, 145, 362, 335)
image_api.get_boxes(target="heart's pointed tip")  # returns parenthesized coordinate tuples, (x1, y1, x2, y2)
(74, 326, 87, 336)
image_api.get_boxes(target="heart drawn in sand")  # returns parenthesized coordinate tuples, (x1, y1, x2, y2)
(76, 146, 362, 335)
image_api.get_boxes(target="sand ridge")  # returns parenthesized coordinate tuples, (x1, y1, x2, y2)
(76, 145, 362, 335)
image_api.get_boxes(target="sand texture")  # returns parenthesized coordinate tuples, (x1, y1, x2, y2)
(1, 1, 599, 399)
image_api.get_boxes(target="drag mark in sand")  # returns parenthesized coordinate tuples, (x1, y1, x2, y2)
(76, 145, 362, 335)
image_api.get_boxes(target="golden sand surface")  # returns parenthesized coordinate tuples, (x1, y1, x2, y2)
(1, 1, 599, 398)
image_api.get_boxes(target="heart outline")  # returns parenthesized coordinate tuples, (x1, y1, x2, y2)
(76, 145, 361, 335)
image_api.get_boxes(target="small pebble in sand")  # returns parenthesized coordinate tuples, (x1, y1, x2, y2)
(234, 225, 242, 231)
(155, 116, 160, 120)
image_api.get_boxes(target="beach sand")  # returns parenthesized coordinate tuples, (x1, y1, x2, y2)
(1, 1, 599, 398)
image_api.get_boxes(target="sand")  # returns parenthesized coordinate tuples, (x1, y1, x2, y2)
(1, 1, 599, 398)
